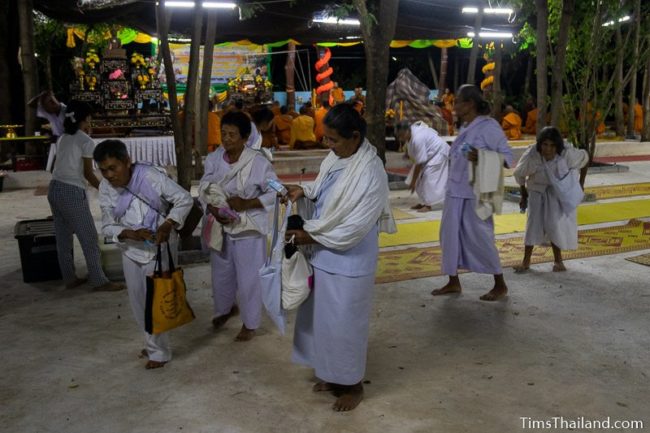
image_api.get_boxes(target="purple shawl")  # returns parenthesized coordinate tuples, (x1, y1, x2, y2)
(113, 163, 163, 231)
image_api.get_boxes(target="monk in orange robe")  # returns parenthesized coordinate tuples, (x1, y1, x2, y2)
(314, 101, 330, 142)
(331, 82, 345, 105)
(290, 106, 318, 149)
(501, 105, 523, 140)
(523, 107, 538, 135)
(274, 105, 293, 145)
(634, 101, 643, 134)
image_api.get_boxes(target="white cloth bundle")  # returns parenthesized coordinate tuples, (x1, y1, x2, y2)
(469, 148, 505, 220)
(301, 139, 396, 250)
(198, 147, 262, 251)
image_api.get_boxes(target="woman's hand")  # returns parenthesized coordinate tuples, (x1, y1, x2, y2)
(519, 186, 529, 212)
(118, 228, 154, 242)
(283, 184, 304, 204)
(285, 229, 316, 246)
(208, 204, 235, 225)
(226, 196, 249, 212)
(466, 147, 478, 162)
(155, 219, 175, 245)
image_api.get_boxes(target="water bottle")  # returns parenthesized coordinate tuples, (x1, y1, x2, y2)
(267, 178, 288, 197)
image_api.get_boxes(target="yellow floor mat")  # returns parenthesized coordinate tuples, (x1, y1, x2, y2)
(625, 253, 650, 267)
(586, 183, 650, 200)
(392, 208, 417, 220)
(377, 219, 650, 284)
(380, 199, 650, 248)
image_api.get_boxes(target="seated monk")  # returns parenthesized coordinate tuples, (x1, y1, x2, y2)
(331, 82, 345, 105)
(523, 107, 538, 135)
(314, 100, 330, 142)
(274, 105, 293, 145)
(290, 106, 319, 149)
(634, 100, 643, 134)
(502, 105, 523, 140)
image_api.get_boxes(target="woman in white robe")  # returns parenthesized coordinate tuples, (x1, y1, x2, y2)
(200, 111, 278, 342)
(395, 120, 449, 211)
(513, 126, 588, 272)
(283, 103, 396, 412)
(94, 139, 193, 369)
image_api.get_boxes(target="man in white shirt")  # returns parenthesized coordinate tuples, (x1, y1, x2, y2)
(30, 91, 66, 136)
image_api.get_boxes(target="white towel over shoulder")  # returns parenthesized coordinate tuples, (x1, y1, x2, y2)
(469, 148, 505, 220)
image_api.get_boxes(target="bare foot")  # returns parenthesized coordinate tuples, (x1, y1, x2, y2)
(145, 360, 167, 369)
(431, 282, 462, 296)
(333, 383, 364, 412)
(92, 282, 125, 292)
(65, 277, 87, 289)
(410, 203, 424, 210)
(417, 205, 433, 213)
(234, 325, 255, 342)
(552, 262, 566, 272)
(212, 305, 239, 330)
(480, 285, 508, 301)
(139, 349, 148, 359)
(313, 381, 336, 393)
(513, 264, 530, 273)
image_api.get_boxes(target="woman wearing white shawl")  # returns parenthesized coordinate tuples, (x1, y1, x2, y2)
(513, 126, 588, 272)
(283, 104, 396, 412)
(200, 111, 278, 342)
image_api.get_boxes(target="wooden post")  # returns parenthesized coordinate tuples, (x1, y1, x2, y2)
(17, 0, 38, 137)
(535, 0, 548, 133)
(285, 41, 296, 110)
(467, 11, 483, 84)
(439, 47, 448, 95)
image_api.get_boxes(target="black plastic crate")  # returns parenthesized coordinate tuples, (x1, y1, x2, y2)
(14, 219, 64, 283)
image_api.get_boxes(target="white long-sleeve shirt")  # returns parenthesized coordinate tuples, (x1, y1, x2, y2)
(99, 166, 193, 264)
(200, 147, 278, 239)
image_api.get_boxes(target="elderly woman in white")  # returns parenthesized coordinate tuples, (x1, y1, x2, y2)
(513, 126, 588, 273)
(284, 103, 395, 412)
(94, 139, 193, 369)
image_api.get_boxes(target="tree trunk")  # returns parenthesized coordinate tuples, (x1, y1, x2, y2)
(453, 55, 459, 92)
(285, 41, 296, 110)
(0, 0, 15, 123)
(467, 11, 483, 84)
(626, 0, 641, 137)
(197, 9, 217, 175)
(642, 45, 650, 141)
(156, 4, 184, 182)
(549, 0, 574, 128)
(353, 0, 400, 164)
(439, 47, 448, 94)
(18, 0, 38, 136)
(614, 26, 625, 136)
(535, 0, 548, 133)
(178, 5, 204, 190)
(523, 54, 532, 96)
(491, 41, 503, 119)
(427, 52, 439, 91)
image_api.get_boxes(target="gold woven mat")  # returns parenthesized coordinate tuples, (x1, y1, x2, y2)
(625, 253, 650, 267)
(376, 219, 650, 284)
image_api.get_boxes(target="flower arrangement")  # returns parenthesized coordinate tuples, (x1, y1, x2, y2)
(136, 73, 150, 89)
(385, 108, 396, 119)
(85, 48, 100, 69)
(130, 52, 146, 69)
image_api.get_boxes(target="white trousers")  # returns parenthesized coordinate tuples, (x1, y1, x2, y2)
(210, 235, 266, 330)
(122, 253, 173, 362)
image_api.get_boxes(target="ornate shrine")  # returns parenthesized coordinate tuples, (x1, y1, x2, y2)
(226, 68, 273, 107)
(70, 46, 171, 136)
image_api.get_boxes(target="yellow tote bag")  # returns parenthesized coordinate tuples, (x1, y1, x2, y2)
(145, 244, 195, 335)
